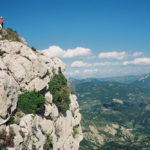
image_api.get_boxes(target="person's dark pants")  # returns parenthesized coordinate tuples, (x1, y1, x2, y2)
(0, 23, 3, 28)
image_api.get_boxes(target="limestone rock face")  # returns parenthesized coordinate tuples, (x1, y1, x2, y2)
(0, 71, 19, 125)
(0, 40, 82, 150)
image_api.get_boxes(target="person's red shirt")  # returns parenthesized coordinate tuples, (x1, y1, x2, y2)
(0, 18, 3, 23)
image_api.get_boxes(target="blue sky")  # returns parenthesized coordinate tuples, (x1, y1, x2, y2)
(1, 0, 150, 78)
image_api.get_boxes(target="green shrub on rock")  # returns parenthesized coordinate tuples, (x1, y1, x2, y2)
(18, 91, 45, 114)
(31, 46, 37, 52)
(43, 133, 53, 150)
(0, 128, 15, 148)
(48, 67, 70, 113)
(0, 49, 5, 56)
(2, 28, 21, 42)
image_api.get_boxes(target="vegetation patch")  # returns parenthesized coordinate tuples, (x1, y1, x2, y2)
(31, 46, 37, 52)
(18, 91, 45, 114)
(43, 133, 53, 150)
(6, 116, 15, 125)
(48, 67, 71, 113)
(19, 130, 25, 139)
(0, 128, 16, 148)
(42, 70, 50, 79)
(72, 126, 79, 138)
(16, 50, 20, 54)
(0, 49, 5, 56)
(1, 28, 21, 42)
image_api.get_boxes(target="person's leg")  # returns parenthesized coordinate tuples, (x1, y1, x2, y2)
(2, 23, 3, 28)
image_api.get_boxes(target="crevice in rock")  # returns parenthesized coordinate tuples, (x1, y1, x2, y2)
(0, 113, 8, 120)
(22, 56, 31, 61)
(40, 87, 48, 96)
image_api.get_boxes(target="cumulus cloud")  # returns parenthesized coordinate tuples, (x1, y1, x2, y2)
(64, 70, 81, 77)
(71, 61, 92, 67)
(63, 47, 92, 58)
(93, 62, 120, 66)
(42, 46, 65, 58)
(83, 69, 100, 74)
(133, 51, 144, 57)
(71, 61, 121, 68)
(64, 69, 101, 78)
(123, 57, 150, 65)
(98, 51, 128, 60)
(42, 45, 92, 58)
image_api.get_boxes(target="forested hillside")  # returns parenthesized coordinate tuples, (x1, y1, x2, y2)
(74, 75, 150, 150)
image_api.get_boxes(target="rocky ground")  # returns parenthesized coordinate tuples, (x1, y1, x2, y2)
(0, 33, 83, 150)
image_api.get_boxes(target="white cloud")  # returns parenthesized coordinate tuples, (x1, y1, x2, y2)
(71, 61, 121, 68)
(123, 57, 150, 65)
(133, 51, 144, 57)
(64, 69, 101, 78)
(98, 51, 128, 60)
(71, 57, 150, 68)
(64, 70, 81, 76)
(85, 55, 96, 60)
(94, 62, 121, 66)
(83, 69, 100, 74)
(71, 61, 92, 67)
(42, 46, 92, 58)
(42, 46, 65, 58)
(63, 47, 92, 58)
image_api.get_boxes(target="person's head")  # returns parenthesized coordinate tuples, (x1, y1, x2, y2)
(0, 16, 3, 19)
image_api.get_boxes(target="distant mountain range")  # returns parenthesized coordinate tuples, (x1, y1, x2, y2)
(69, 73, 150, 85)
(73, 73, 150, 150)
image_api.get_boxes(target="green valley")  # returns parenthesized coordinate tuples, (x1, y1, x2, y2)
(72, 75, 150, 150)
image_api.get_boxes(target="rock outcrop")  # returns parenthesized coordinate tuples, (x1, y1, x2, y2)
(0, 38, 83, 149)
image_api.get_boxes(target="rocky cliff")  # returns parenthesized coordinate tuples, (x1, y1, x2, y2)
(0, 31, 83, 150)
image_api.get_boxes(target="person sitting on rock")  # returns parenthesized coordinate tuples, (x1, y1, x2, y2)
(0, 16, 4, 29)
